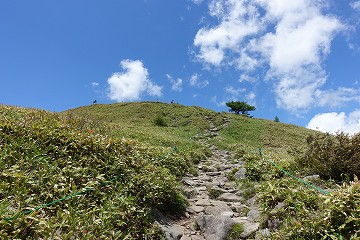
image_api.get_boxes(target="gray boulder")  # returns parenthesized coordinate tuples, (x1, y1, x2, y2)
(196, 213, 235, 240)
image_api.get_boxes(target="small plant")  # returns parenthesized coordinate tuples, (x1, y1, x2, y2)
(207, 187, 223, 199)
(154, 115, 167, 127)
(241, 180, 256, 199)
(226, 167, 239, 181)
(227, 223, 244, 240)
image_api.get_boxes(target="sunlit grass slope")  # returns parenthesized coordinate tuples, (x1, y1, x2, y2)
(4, 101, 343, 239)
(67, 102, 228, 152)
(70, 102, 360, 239)
(0, 104, 192, 239)
(68, 101, 315, 153)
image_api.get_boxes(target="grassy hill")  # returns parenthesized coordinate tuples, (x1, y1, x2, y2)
(67, 101, 315, 151)
(1, 102, 359, 239)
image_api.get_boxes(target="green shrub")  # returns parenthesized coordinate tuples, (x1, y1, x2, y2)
(227, 223, 244, 240)
(301, 132, 360, 182)
(154, 115, 167, 127)
(207, 187, 223, 199)
(241, 180, 256, 200)
(258, 178, 322, 228)
(273, 178, 360, 239)
(243, 153, 284, 181)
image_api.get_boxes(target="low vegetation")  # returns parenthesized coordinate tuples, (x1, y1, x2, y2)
(236, 132, 360, 239)
(1, 102, 359, 239)
(300, 132, 360, 182)
(0, 105, 191, 239)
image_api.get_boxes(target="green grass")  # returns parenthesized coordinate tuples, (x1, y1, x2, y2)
(67, 102, 222, 151)
(2, 101, 358, 239)
(0, 105, 188, 239)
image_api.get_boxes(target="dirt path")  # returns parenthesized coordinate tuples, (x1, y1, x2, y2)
(156, 116, 267, 240)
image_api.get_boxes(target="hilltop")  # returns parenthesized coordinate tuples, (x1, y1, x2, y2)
(1, 102, 359, 239)
(67, 101, 315, 151)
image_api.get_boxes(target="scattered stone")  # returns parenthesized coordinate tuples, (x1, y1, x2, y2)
(183, 188, 198, 199)
(233, 216, 248, 224)
(230, 203, 244, 213)
(195, 199, 211, 206)
(162, 224, 184, 240)
(196, 186, 207, 192)
(218, 193, 242, 202)
(153, 209, 184, 240)
(183, 178, 198, 186)
(205, 202, 234, 217)
(241, 222, 260, 238)
(246, 196, 257, 206)
(196, 213, 235, 240)
(207, 171, 221, 176)
(190, 235, 205, 240)
(180, 236, 192, 240)
(303, 174, 320, 181)
(169, 139, 263, 240)
(188, 206, 205, 214)
(234, 168, 246, 180)
(255, 228, 271, 240)
(247, 208, 260, 222)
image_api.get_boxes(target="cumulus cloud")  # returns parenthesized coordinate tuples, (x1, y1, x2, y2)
(193, 0, 347, 112)
(307, 111, 360, 135)
(166, 74, 183, 92)
(91, 82, 99, 87)
(189, 74, 209, 88)
(107, 60, 162, 102)
(351, 1, 360, 11)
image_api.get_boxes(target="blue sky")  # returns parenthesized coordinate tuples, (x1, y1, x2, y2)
(1, 0, 360, 134)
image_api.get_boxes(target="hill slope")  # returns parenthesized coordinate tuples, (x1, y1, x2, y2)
(2, 102, 359, 239)
(67, 101, 315, 152)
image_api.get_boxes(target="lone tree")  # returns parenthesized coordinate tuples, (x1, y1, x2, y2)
(226, 101, 256, 115)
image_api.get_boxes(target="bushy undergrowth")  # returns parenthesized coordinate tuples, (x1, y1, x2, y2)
(266, 178, 360, 239)
(0, 105, 190, 239)
(253, 137, 360, 239)
(234, 149, 293, 181)
(300, 132, 360, 182)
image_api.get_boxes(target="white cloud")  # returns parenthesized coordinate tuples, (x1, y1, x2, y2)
(246, 92, 256, 106)
(239, 74, 257, 83)
(307, 111, 360, 135)
(189, 74, 209, 88)
(166, 74, 183, 92)
(224, 86, 246, 96)
(91, 82, 99, 87)
(351, 1, 360, 11)
(315, 87, 360, 107)
(107, 59, 162, 102)
(193, 0, 346, 112)
(211, 96, 227, 107)
(191, 0, 204, 5)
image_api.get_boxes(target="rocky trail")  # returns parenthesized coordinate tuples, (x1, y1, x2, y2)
(156, 116, 270, 240)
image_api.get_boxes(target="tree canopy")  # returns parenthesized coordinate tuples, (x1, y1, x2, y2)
(226, 101, 256, 115)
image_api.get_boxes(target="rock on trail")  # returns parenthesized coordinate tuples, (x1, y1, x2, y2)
(155, 116, 269, 240)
